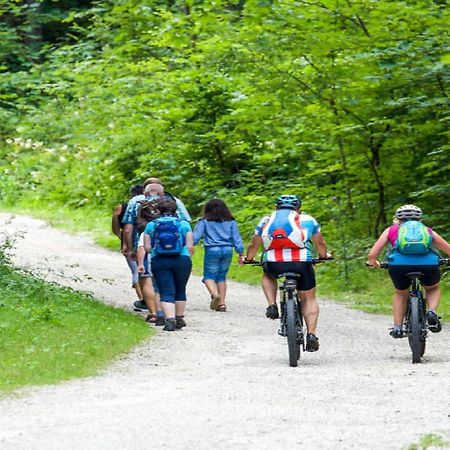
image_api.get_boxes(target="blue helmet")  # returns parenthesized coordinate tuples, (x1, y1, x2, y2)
(276, 195, 301, 210)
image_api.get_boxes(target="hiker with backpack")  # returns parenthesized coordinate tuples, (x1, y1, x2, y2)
(193, 199, 245, 312)
(141, 198, 194, 332)
(112, 184, 145, 305)
(244, 195, 329, 352)
(367, 204, 450, 338)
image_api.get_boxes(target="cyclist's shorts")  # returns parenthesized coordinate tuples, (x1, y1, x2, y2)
(388, 265, 440, 290)
(263, 262, 316, 291)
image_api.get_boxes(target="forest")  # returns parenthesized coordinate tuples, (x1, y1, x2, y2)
(0, 0, 449, 294)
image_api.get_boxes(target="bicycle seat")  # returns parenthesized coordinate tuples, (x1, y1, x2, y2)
(278, 272, 300, 279)
(405, 271, 424, 279)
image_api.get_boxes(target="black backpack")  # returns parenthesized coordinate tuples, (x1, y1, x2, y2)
(136, 199, 160, 233)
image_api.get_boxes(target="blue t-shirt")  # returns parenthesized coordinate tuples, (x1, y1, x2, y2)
(144, 216, 192, 258)
(193, 219, 244, 254)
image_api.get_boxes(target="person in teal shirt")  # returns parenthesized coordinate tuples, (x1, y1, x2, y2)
(141, 199, 194, 331)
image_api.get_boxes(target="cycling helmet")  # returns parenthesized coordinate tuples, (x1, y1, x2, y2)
(276, 195, 301, 210)
(395, 204, 422, 221)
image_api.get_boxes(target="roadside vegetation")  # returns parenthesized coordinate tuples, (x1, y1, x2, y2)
(0, 241, 150, 393)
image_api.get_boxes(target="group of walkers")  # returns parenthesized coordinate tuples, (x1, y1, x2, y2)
(113, 178, 450, 352)
(112, 177, 245, 331)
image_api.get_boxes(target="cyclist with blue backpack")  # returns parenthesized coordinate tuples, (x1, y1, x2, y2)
(245, 195, 329, 352)
(141, 199, 194, 332)
(368, 204, 450, 338)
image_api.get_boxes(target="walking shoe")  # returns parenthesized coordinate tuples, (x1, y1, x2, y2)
(210, 293, 220, 311)
(266, 304, 279, 319)
(389, 328, 404, 339)
(133, 300, 148, 312)
(176, 316, 186, 329)
(163, 319, 177, 332)
(305, 333, 319, 352)
(426, 310, 442, 333)
(155, 316, 166, 326)
(145, 314, 156, 324)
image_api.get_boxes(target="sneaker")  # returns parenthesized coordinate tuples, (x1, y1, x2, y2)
(266, 304, 279, 319)
(133, 300, 148, 312)
(426, 310, 442, 333)
(155, 316, 165, 326)
(176, 316, 186, 329)
(389, 328, 404, 339)
(305, 333, 319, 352)
(163, 319, 177, 332)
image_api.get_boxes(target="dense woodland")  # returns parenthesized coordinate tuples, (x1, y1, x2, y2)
(1, 0, 449, 278)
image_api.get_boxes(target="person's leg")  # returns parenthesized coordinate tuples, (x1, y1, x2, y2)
(424, 283, 442, 332)
(152, 257, 176, 329)
(261, 274, 278, 305)
(140, 277, 156, 315)
(215, 249, 233, 309)
(299, 288, 319, 335)
(125, 256, 143, 301)
(392, 288, 410, 325)
(173, 256, 192, 327)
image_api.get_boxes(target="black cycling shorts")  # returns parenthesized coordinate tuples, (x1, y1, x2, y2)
(388, 265, 440, 290)
(263, 262, 316, 291)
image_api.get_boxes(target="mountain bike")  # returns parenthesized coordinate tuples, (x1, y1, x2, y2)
(371, 258, 449, 364)
(245, 257, 332, 367)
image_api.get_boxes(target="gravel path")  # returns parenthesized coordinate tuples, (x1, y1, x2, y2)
(0, 213, 449, 450)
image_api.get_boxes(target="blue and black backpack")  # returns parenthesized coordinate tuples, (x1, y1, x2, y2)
(153, 217, 184, 255)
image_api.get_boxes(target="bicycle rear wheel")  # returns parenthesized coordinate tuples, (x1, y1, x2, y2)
(285, 291, 300, 367)
(408, 295, 425, 364)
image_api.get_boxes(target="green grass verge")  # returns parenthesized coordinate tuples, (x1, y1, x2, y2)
(407, 433, 449, 449)
(2, 201, 448, 321)
(0, 260, 150, 393)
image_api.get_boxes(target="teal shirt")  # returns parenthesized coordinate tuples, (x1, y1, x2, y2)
(144, 216, 192, 258)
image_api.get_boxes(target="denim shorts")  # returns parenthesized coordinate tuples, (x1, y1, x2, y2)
(139, 253, 152, 278)
(203, 246, 233, 283)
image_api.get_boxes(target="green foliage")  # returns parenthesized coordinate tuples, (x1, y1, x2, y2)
(0, 0, 449, 294)
(0, 243, 150, 393)
(408, 433, 449, 450)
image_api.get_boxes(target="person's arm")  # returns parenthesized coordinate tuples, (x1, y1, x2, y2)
(367, 228, 390, 268)
(122, 224, 134, 257)
(185, 231, 195, 257)
(231, 221, 245, 265)
(175, 198, 191, 222)
(431, 231, 450, 256)
(245, 235, 263, 261)
(192, 220, 205, 246)
(112, 204, 123, 239)
(310, 232, 328, 259)
(137, 245, 146, 274)
(143, 231, 152, 253)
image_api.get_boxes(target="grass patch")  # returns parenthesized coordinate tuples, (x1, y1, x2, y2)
(408, 433, 449, 449)
(0, 260, 150, 393)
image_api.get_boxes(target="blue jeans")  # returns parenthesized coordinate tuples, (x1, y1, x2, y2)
(203, 246, 233, 283)
(151, 255, 192, 303)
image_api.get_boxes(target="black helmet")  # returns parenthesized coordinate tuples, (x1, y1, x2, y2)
(276, 195, 301, 210)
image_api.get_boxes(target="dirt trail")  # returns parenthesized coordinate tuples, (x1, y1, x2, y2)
(0, 213, 449, 450)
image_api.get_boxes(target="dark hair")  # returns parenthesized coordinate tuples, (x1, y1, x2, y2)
(130, 184, 144, 197)
(157, 199, 177, 215)
(203, 199, 234, 222)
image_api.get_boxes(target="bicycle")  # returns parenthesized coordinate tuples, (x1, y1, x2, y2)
(245, 257, 332, 367)
(370, 258, 449, 364)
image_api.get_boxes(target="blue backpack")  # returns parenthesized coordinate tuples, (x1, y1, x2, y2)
(153, 217, 184, 255)
(395, 220, 432, 255)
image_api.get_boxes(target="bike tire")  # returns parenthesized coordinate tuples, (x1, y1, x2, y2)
(408, 295, 424, 364)
(285, 292, 300, 367)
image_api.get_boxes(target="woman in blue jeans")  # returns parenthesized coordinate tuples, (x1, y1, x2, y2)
(193, 199, 244, 312)
(142, 199, 194, 331)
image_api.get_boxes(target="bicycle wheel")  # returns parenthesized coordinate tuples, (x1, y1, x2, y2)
(285, 291, 300, 367)
(408, 295, 424, 364)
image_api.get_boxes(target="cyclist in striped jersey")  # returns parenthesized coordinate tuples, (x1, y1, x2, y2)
(245, 195, 329, 352)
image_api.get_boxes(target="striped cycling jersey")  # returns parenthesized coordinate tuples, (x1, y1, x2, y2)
(255, 210, 320, 262)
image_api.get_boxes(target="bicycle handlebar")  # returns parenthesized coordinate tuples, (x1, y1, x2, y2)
(243, 256, 334, 266)
(366, 258, 450, 269)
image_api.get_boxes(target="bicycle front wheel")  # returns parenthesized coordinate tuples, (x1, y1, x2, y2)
(285, 292, 300, 367)
(408, 295, 425, 364)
